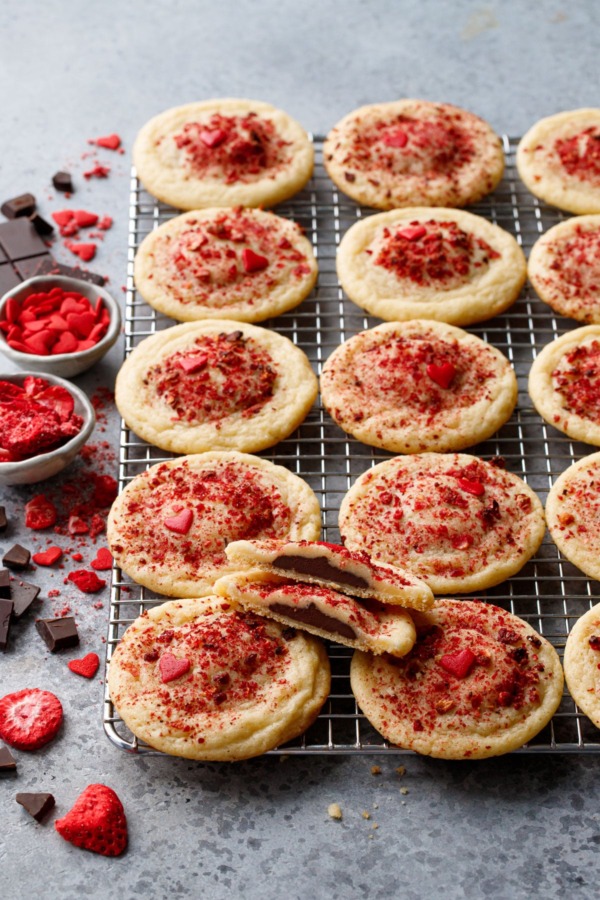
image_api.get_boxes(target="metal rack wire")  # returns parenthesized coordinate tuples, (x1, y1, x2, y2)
(103, 136, 600, 755)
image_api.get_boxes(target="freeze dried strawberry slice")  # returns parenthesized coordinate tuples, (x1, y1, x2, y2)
(32, 545, 63, 566)
(426, 362, 456, 389)
(55, 784, 128, 857)
(67, 569, 106, 593)
(25, 494, 58, 530)
(0, 688, 63, 750)
(35, 384, 75, 420)
(439, 648, 476, 679)
(68, 652, 100, 679)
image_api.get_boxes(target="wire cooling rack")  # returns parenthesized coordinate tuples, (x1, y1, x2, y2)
(104, 136, 600, 755)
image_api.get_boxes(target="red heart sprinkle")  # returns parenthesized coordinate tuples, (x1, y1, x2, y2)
(426, 362, 456, 389)
(93, 134, 122, 150)
(398, 225, 427, 241)
(158, 652, 191, 684)
(52, 210, 75, 227)
(90, 548, 113, 571)
(457, 478, 485, 496)
(242, 248, 269, 273)
(179, 353, 208, 374)
(52, 332, 79, 354)
(383, 129, 408, 148)
(66, 242, 96, 262)
(439, 648, 476, 679)
(32, 546, 63, 566)
(68, 652, 100, 679)
(66, 311, 96, 338)
(73, 210, 99, 228)
(67, 569, 106, 593)
(199, 128, 228, 148)
(163, 509, 193, 534)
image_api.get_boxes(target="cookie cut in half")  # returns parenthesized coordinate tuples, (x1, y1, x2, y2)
(528, 325, 600, 446)
(339, 453, 545, 595)
(133, 98, 314, 210)
(320, 320, 517, 453)
(134, 207, 318, 323)
(323, 100, 504, 210)
(225, 539, 433, 610)
(106, 451, 321, 597)
(215, 570, 416, 658)
(564, 602, 600, 728)
(545, 451, 600, 582)
(115, 321, 317, 455)
(351, 599, 564, 759)
(528, 216, 600, 325)
(517, 108, 600, 214)
(336, 207, 525, 325)
(107, 596, 331, 760)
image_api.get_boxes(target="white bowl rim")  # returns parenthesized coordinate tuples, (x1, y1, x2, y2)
(0, 369, 96, 471)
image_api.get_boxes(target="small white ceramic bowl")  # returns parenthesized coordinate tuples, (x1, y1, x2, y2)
(0, 371, 96, 485)
(0, 275, 121, 378)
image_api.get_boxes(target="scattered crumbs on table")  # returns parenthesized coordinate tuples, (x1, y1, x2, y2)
(328, 802, 343, 820)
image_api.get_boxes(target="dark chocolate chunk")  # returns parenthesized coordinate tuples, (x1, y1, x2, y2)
(3, 544, 31, 571)
(0, 219, 50, 261)
(52, 171, 73, 193)
(269, 601, 357, 640)
(1, 193, 36, 220)
(28, 213, 54, 237)
(0, 568, 10, 599)
(273, 553, 369, 590)
(0, 262, 21, 295)
(16, 792, 55, 822)
(0, 598, 13, 650)
(0, 506, 7, 531)
(54, 261, 106, 286)
(11, 580, 40, 618)
(36, 615, 79, 652)
(0, 744, 17, 773)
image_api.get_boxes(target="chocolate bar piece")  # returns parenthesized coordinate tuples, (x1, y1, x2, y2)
(0, 506, 7, 532)
(52, 171, 73, 193)
(1, 193, 36, 220)
(0, 219, 49, 261)
(11, 580, 40, 618)
(0, 263, 21, 295)
(0, 598, 13, 650)
(0, 744, 17, 773)
(16, 792, 55, 822)
(2, 544, 31, 571)
(13, 254, 106, 286)
(28, 213, 54, 237)
(36, 615, 79, 652)
(0, 568, 10, 599)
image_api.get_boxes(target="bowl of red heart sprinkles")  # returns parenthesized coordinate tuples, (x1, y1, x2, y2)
(0, 371, 95, 485)
(0, 275, 121, 377)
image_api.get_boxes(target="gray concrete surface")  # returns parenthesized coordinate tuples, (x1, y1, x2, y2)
(1, 1, 600, 897)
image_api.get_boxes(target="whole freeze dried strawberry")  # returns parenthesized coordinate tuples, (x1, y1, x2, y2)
(0, 688, 63, 750)
(55, 784, 128, 856)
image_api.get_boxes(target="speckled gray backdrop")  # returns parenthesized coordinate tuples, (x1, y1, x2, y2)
(1, 1, 600, 898)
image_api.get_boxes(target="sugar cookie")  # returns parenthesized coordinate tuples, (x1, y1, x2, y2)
(545, 451, 600, 581)
(564, 602, 600, 729)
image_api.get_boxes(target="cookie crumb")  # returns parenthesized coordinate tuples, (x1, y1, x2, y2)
(371, 765, 381, 775)
(400, 787, 409, 795)
(328, 803, 343, 820)
(396, 765, 407, 777)
(372, 823, 379, 830)
(279, 754, 290, 763)
(362, 811, 371, 820)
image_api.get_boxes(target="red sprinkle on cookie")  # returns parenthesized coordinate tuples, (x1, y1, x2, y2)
(158, 652, 191, 683)
(55, 784, 128, 856)
(0, 687, 63, 750)
(68, 653, 100, 679)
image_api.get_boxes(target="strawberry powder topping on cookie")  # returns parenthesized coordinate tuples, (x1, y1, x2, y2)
(554, 127, 600, 185)
(147, 331, 277, 424)
(552, 339, 600, 422)
(371, 220, 500, 289)
(172, 112, 292, 183)
(534, 223, 600, 319)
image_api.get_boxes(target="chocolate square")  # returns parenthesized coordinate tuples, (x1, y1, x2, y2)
(0, 568, 10, 599)
(0, 262, 21, 295)
(14, 253, 56, 281)
(0, 219, 50, 261)
(28, 213, 54, 237)
(16, 792, 55, 821)
(0, 598, 13, 650)
(1, 194, 36, 220)
(0, 744, 17, 773)
(2, 544, 31, 571)
(36, 615, 79, 652)
(11, 580, 40, 618)
(0, 506, 7, 531)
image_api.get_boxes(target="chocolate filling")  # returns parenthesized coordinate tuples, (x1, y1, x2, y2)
(273, 554, 369, 590)
(269, 602, 356, 640)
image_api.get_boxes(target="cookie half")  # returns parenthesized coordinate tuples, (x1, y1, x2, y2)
(106, 452, 321, 597)
(115, 321, 317, 455)
(320, 320, 517, 453)
(107, 596, 331, 760)
(214, 570, 416, 658)
(517, 108, 600, 214)
(528, 216, 600, 325)
(351, 599, 564, 759)
(339, 453, 545, 595)
(564, 602, 600, 728)
(133, 98, 314, 210)
(545, 451, 600, 581)
(336, 208, 526, 324)
(224, 539, 433, 610)
(323, 100, 504, 210)
(528, 325, 600, 446)
(134, 207, 318, 323)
